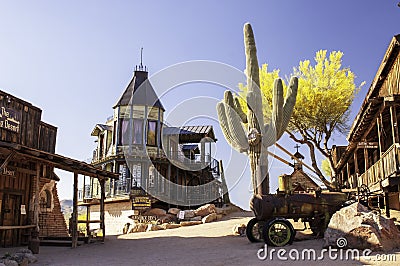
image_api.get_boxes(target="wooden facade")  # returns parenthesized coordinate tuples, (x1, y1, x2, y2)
(334, 35, 400, 216)
(81, 65, 224, 234)
(0, 90, 118, 248)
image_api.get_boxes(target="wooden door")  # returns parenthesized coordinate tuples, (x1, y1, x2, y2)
(0, 194, 21, 247)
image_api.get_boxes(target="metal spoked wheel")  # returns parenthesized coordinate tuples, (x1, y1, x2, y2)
(246, 218, 264, 242)
(359, 184, 370, 203)
(262, 218, 295, 247)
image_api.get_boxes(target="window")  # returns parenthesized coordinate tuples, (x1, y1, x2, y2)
(131, 163, 142, 188)
(147, 121, 157, 146)
(148, 165, 155, 188)
(133, 119, 143, 144)
(119, 118, 129, 145)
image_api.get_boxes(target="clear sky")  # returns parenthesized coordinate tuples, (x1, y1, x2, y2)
(1, 1, 399, 209)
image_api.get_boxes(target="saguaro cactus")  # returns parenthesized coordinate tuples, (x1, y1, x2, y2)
(217, 23, 298, 195)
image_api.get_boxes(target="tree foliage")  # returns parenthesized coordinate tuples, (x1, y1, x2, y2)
(238, 50, 363, 189)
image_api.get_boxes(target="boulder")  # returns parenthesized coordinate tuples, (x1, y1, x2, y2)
(194, 204, 216, 217)
(146, 224, 166, 231)
(324, 202, 400, 251)
(143, 208, 167, 217)
(232, 224, 247, 236)
(183, 210, 196, 219)
(168, 208, 181, 215)
(161, 223, 181, 230)
(215, 207, 227, 215)
(0, 260, 18, 266)
(157, 214, 178, 224)
(129, 223, 147, 233)
(216, 214, 223, 220)
(202, 213, 217, 223)
(180, 221, 202, 226)
(190, 216, 202, 222)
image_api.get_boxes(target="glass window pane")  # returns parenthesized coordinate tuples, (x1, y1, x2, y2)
(147, 121, 157, 146)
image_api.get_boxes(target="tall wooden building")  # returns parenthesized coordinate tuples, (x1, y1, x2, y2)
(334, 34, 400, 215)
(80, 64, 224, 235)
(0, 90, 118, 248)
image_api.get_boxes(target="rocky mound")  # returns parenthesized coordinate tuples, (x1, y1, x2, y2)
(324, 202, 400, 251)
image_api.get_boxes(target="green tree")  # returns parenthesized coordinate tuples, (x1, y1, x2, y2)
(239, 50, 363, 190)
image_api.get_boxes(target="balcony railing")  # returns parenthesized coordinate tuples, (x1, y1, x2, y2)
(359, 143, 400, 187)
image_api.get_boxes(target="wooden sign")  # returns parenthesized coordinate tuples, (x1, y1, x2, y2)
(357, 142, 378, 149)
(2, 167, 16, 177)
(132, 196, 151, 210)
(0, 106, 21, 133)
(129, 215, 157, 223)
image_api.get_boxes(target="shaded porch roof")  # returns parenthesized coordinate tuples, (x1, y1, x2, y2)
(0, 141, 119, 180)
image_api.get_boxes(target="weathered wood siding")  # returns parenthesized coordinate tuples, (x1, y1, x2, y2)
(379, 50, 400, 97)
(38, 122, 57, 153)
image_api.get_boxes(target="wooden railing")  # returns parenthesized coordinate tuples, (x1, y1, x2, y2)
(359, 143, 400, 187)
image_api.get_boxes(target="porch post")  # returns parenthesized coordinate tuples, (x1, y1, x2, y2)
(385, 191, 390, 218)
(354, 150, 359, 184)
(390, 105, 399, 144)
(100, 178, 106, 243)
(72, 172, 78, 248)
(363, 146, 369, 185)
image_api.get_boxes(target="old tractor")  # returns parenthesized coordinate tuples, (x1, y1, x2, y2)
(246, 174, 349, 246)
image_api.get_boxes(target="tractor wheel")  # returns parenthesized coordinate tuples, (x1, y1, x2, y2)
(262, 218, 295, 247)
(246, 218, 264, 242)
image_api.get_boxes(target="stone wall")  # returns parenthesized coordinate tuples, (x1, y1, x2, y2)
(89, 200, 136, 235)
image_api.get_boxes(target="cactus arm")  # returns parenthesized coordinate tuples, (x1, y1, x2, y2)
(217, 102, 238, 148)
(234, 97, 248, 123)
(277, 76, 298, 139)
(217, 102, 249, 152)
(225, 103, 249, 152)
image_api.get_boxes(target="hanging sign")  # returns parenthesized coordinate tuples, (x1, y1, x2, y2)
(0, 106, 21, 133)
(21, 205, 26, 215)
(357, 142, 378, 149)
(132, 196, 151, 210)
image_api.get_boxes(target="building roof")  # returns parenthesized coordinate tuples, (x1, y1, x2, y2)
(163, 125, 216, 143)
(335, 34, 400, 171)
(91, 124, 112, 136)
(114, 70, 164, 110)
(0, 141, 119, 180)
(290, 168, 320, 188)
(182, 144, 199, 151)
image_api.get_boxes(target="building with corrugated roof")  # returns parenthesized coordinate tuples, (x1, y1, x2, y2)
(79, 62, 224, 234)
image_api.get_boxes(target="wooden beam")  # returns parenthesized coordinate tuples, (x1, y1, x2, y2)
(390, 105, 399, 144)
(100, 178, 106, 243)
(72, 172, 78, 248)
(0, 150, 16, 172)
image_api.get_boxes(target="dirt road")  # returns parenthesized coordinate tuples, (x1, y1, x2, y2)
(3, 211, 400, 265)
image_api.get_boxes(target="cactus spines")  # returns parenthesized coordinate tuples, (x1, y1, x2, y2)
(217, 23, 298, 196)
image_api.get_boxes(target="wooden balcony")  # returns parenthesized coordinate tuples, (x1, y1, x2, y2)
(359, 143, 400, 190)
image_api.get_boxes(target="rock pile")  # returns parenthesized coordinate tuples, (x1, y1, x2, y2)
(0, 249, 37, 266)
(324, 202, 400, 251)
(127, 203, 240, 233)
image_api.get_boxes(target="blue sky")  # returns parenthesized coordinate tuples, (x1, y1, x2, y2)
(1, 1, 399, 209)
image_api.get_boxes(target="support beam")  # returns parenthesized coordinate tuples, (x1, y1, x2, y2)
(364, 147, 368, 184)
(72, 172, 78, 248)
(0, 150, 16, 173)
(385, 192, 390, 218)
(390, 105, 399, 144)
(219, 160, 230, 204)
(100, 179, 106, 243)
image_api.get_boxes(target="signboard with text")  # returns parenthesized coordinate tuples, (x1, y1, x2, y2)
(132, 196, 152, 210)
(0, 106, 21, 133)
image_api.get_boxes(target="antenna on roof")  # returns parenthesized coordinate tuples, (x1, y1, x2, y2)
(135, 47, 147, 72)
